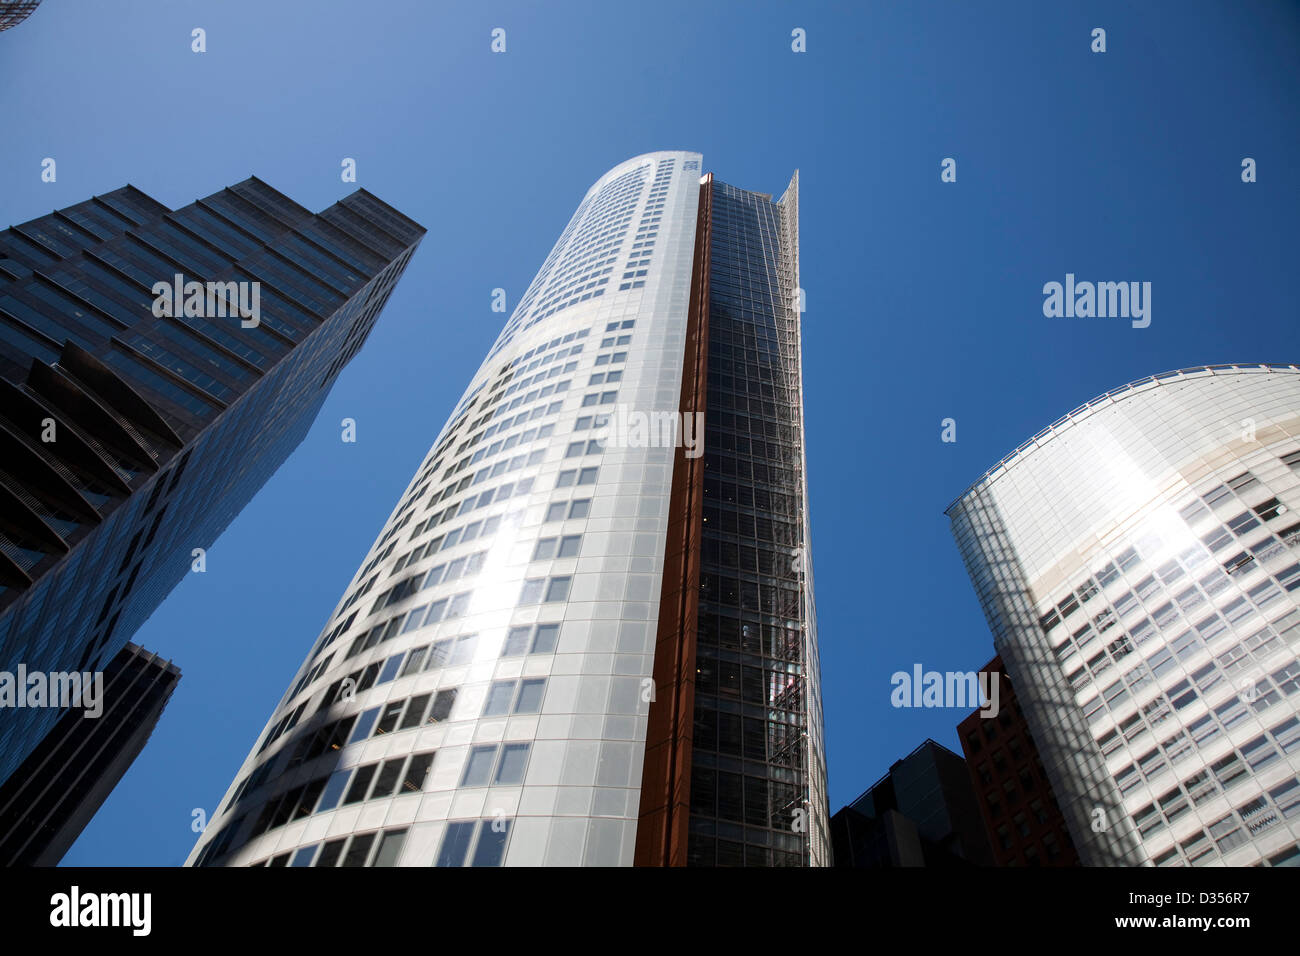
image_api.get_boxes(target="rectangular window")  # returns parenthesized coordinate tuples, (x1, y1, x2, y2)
(532, 623, 560, 654)
(495, 743, 530, 784)
(340, 832, 377, 867)
(402, 752, 435, 794)
(483, 681, 515, 716)
(502, 626, 532, 656)
(315, 770, 351, 813)
(544, 577, 571, 602)
(372, 828, 408, 867)
(315, 838, 346, 868)
(370, 757, 405, 799)
(471, 819, 510, 867)
(343, 764, 377, 805)
(401, 694, 431, 729)
(435, 821, 476, 867)
(461, 745, 497, 787)
(515, 678, 546, 713)
(428, 688, 457, 723)
(374, 701, 405, 736)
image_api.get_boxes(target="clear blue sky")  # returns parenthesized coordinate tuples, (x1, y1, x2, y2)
(1, 0, 1296, 865)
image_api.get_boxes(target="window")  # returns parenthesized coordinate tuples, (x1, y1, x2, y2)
(435, 819, 511, 867)
(371, 828, 408, 867)
(459, 742, 531, 787)
(996, 825, 1012, 850)
(315, 771, 351, 813)
(374, 701, 405, 736)
(315, 838, 346, 867)
(370, 757, 405, 798)
(400, 694, 430, 729)
(502, 622, 560, 657)
(291, 845, 318, 867)
(557, 535, 581, 558)
(1212, 753, 1247, 790)
(427, 689, 457, 723)
(436, 822, 477, 867)
(483, 682, 515, 716)
(483, 678, 547, 716)
(532, 623, 560, 653)
(341, 833, 377, 867)
(448, 633, 476, 664)
(403, 753, 434, 794)
(461, 746, 497, 787)
(1208, 814, 1247, 854)
(400, 646, 428, 677)
(496, 743, 530, 783)
(568, 498, 591, 519)
(1029, 799, 1048, 824)
(544, 502, 567, 522)
(343, 764, 377, 805)
(502, 626, 532, 656)
(544, 576, 571, 602)
(515, 678, 546, 713)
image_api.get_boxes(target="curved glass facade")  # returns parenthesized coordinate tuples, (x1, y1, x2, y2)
(949, 365, 1300, 867)
(187, 152, 827, 867)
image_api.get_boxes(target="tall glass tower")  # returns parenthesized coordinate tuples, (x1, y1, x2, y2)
(0, 1, 40, 32)
(188, 151, 827, 868)
(0, 179, 425, 790)
(949, 365, 1300, 868)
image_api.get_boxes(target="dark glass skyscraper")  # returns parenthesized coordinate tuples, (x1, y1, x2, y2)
(830, 740, 992, 867)
(0, 642, 180, 865)
(676, 176, 827, 866)
(0, 1, 40, 32)
(0, 179, 424, 791)
(187, 152, 825, 868)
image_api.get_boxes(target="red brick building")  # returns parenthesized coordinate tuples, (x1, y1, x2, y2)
(958, 655, 1080, 866)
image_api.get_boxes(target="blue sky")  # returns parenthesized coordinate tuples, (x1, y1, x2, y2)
(1, 0, 1297, 865)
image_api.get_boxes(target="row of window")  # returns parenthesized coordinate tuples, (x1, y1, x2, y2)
(1148, 775, 1300, 866)
(370, 548, 488, 615)
(256, 826, 409, 868)
(392, 509, 522, 573)
(1082, 607, 1300, 733)
(501, 359, 578, 399)
(407, 474, 538, 542)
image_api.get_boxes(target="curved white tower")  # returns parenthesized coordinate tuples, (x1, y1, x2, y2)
(949, 365, 1300, 868)
(187, 152, 827, 867)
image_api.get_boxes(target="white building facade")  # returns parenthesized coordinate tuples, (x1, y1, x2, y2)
(187, 152, 827, 867)
(949, 365, 1300, 867)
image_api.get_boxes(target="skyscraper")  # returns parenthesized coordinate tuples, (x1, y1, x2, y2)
(0, 642, 180, 865)
(187, 151, 827, 868)
(948, 365, 1300, 868)
(0, 179, 425, 794)
(0, 1, 40, 32)
(830, 739, 993, 867)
